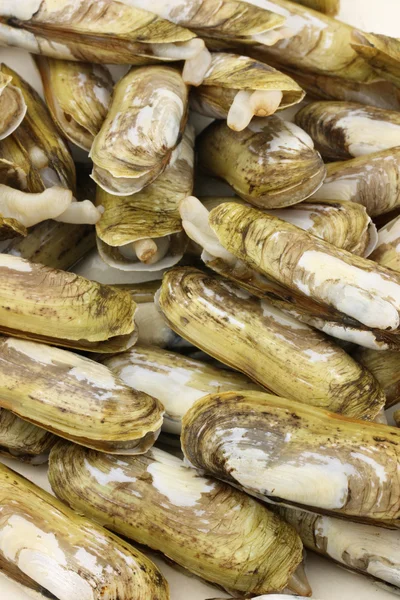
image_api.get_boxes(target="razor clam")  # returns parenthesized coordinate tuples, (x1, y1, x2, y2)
(0, 0, 207, 82)
(312, 147, 400, 217)
(197, 116, 326, 208)
(103, 345, 262, 434)
(72, 248, 166, 285)
(0, 336, 163, 454)
(0, 408, 56, 464)
(190, 53, 304, 130)
(1, 63, 76, 192)
(354, 347, 400, 409)
(180, 197, 397, 350)
(181, 390, 400, 525)
(246, 0, 378, 83)
(369, 215, 400, 272)
(0, 462, 169, 600)
(2, 220, 96, 270)
(157, 267, 385, 419)
(36, 57, 113, 152)
(200, 196, 377, 257)
(277, 506, 400, 592)
(0, 70, 26, 140)
(49, 442, 306, 596)
(351, 31, 400, 89)
(91, 66, 188, 196)
(295, 101, 400, 160)
(96, 125, 194, 270)
(208, 201, 400, 332)
(290, 0, 339, 14)
(0, 254, 137, 353)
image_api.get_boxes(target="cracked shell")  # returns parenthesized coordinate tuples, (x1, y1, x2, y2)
(0, 336, 164, 454)
(181, 390, 400, 525)
(49, 442, 305, 596)
(0, 462, 169, 600)
(157, 267, 384, 419)
(197, 116, 326, 209)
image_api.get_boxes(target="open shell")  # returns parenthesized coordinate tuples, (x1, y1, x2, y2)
(354, 347, 400, 409)
(49, 442, 305, 596)
(290, 0, 339, 14)
(0, 337, 163, 454)
(209, 201, 400, 332)
(0, 462, 169, 600)
(157, 267, 385, 419)
(369, 215, 400, 272)
(0, 0, 204, 73)
(197, 116, 326, 209)
(1, 63, 76, 192)
(0, 70, 26, 140)
(37, 57, 113, 152)
(103, 345, 262, 434)
(277, 506, 400, 593)
(295, 101, 400, 160)
(91, 66, 188, 196)
(247, 0, 378, 84)
(95, 124, 194, 272)
(351, 31, 400, 89)
(0, 254, 137, 353)
(0, 408, 56, 464)
(191, 53, 304, 130)
(181, 390, 400, 525)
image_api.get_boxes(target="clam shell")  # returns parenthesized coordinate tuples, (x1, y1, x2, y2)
(354, 347, 400, 409)
(0, 408, 56, 464)
(37, 57, 113, 152)
(49, 442, 304, 595)
(295, 101, 400, 160)
(0, 254, 137, 352)
(181, 390, 400, 525)
(0, 336, 163, 454)
(312, 147, 400, 217)
(103, 345, 261, 434)
(369, 215, 400, 272)
(91, 66, 188, 195)
(209, 201, 400, 332)
(157, 267, 385, 419)
(197, 116, 326, 209)
(351, 31, 400, 89)
(0, 462, 169, 600)
(0, 71, 26, 140)
(0, 133, 42, 191)
(277, 505, 400, 592)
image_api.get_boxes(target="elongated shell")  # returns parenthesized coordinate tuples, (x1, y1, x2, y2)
(351, 31, 400, 88)
(247, 0, 378, 83)
(277, 506, 400, 592)
(369, 215, 400, 272)
(157, 268, 384, 419)
(1, 63, 76, 192)
(209, 202, 400, 332)
(0, 462, 169, 600)
(198, 116, 325, 208)
(312, 147, 400, 217)
(103, 345, 262, 434)
(191, 53, 304, 131)
(354, 347, 400, 409)
(96, 126, 193, 245)
(290, 0, 339, 14)
(0, 254, 137, 352)
(49, 442, 304, 595)
(0, 408, 56, 464)
(201, 196, 377, 257)
(0, 0, 202, 66)
(0, 70, 26, 140)
(295, 101, 400, 160)
(91, 66, 188, 196)
(37, 57, 113, 152)
(0, 337, 163, 453)
(182, 391, 400, 525)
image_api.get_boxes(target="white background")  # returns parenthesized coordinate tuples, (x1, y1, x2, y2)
(0, 1, 400, 598)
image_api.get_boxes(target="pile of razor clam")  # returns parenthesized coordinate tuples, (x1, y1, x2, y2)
(1, 0, 400, 599)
